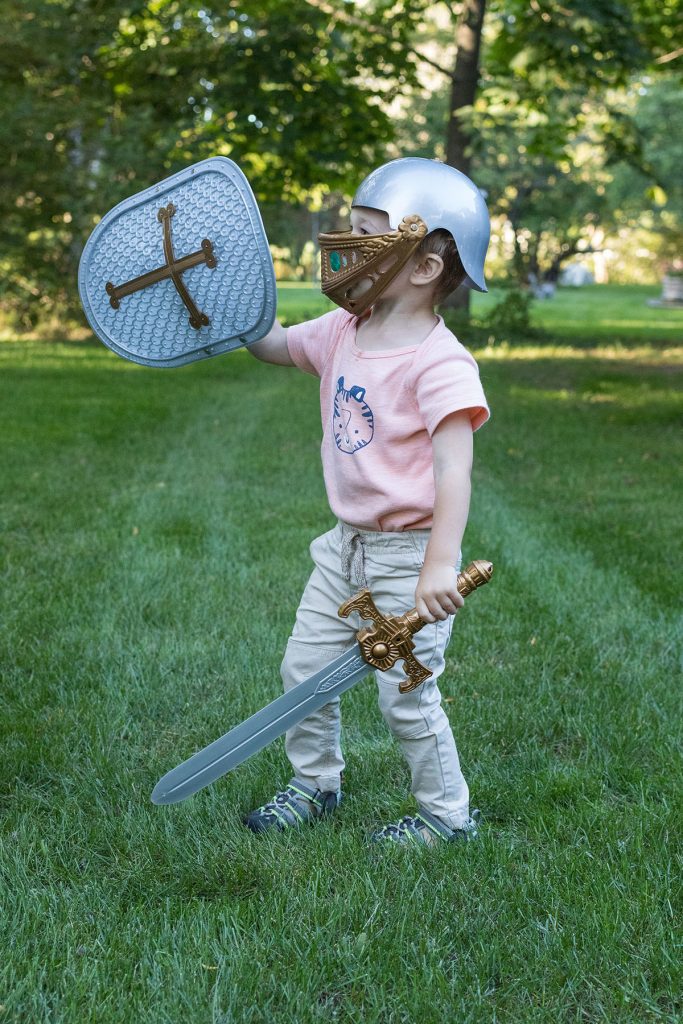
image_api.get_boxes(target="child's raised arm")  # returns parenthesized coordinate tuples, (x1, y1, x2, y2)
(248, 319, 295, 366)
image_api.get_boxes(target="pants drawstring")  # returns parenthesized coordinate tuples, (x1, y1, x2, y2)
(339, 524, 368, 589)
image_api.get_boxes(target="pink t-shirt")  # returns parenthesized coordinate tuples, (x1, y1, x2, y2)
(287, 308, 489, 531)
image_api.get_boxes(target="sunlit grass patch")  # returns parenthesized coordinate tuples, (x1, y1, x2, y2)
(275, 282, 683, 345)
(476, 341, 683, 365)
(1, 304, 681, 1021)
(522, 284, 683, 342)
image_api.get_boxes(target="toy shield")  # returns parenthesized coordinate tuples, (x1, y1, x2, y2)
(78, 157, 276, 367)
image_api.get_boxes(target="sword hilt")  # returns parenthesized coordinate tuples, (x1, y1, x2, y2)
(338, 559, 493, 693)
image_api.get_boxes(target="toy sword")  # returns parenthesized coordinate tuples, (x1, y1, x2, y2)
(151, 560, 493, 805)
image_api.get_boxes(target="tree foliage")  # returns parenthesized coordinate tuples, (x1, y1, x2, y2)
(1, 0, 681, 325)
(0, 0, 420, 325)
(398, 0, 682, 281)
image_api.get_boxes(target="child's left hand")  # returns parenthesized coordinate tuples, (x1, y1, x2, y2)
(415, 563, 465, 623)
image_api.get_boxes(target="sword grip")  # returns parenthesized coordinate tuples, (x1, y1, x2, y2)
(338, 559, 493, 693)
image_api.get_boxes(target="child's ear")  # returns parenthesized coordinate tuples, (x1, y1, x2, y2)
(410, 252, 444, 288)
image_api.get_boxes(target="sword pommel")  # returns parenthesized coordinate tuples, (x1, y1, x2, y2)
(338, 559, 493, 693)
(457, 559, 494, 597)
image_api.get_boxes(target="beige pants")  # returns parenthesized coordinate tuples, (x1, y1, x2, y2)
(281, 521, 470, 829)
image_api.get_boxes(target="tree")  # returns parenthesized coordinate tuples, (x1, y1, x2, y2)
(445, 0, 487, 312)
(604, 74, 683, 271)
(2, 0, 680, 326)
(0, 0, 421, 325)
(397, 0, 682, 290)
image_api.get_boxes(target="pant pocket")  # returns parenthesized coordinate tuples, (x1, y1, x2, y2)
(308, 526, 335, 562)
(408, 533, 429, 572)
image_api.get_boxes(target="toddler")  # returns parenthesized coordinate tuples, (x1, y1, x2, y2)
(245, 158, 490, 844)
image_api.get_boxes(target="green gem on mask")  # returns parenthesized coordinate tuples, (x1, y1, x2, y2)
(330, 251, 341, 272)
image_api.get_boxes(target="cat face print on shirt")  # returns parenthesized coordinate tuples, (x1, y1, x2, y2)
(332, 376, 374, 454)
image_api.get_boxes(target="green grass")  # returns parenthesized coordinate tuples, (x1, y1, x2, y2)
(1, 288, 682, 1022)
(278, 281, 683, 345)
(521, 284, 683, 343)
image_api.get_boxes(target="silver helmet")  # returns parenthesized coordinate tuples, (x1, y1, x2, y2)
(352, 157, 490, 292)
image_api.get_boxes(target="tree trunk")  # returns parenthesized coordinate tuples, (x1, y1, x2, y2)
(440, 0, 486, 314)
(446, 0, 486, 175)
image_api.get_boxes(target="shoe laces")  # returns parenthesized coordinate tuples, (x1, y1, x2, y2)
(375, 815, 426, 841)
(257, 786, 313, 820)
(375, 812, 479, 844)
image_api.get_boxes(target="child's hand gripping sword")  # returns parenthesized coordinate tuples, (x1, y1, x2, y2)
(151, 560, 493, 805)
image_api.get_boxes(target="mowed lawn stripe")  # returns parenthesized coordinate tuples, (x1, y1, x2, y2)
(1, 338, 681, 1023)
(1, 346, 328, 796)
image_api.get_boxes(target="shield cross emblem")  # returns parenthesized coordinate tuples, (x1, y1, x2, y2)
(78, 157, 276, 367)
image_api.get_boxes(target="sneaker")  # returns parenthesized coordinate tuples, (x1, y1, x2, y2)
(243, 778, 342, 834)
(371, 806, 481, 845)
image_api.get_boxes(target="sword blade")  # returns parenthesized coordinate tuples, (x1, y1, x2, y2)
(151, 646, 368, 805)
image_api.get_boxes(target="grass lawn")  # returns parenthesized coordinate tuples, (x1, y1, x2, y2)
(278, 281, 683, 345)
(1, 286, 681, 1022)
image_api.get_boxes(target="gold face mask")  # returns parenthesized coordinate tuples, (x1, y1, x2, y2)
(318, 214, 428, 315)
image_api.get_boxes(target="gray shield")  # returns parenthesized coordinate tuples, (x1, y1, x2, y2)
(78, 157, 276, 367)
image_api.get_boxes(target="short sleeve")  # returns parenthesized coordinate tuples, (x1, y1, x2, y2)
(410, 331, 490, 434)
(286, 308, 351, 378)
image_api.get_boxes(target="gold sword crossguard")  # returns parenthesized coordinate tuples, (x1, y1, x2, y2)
(338, 559, 493, 693)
